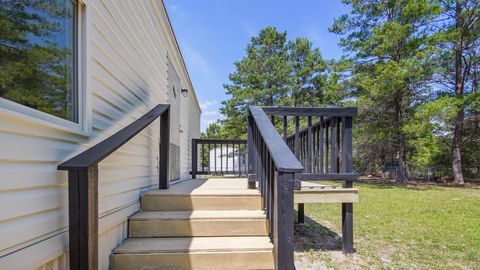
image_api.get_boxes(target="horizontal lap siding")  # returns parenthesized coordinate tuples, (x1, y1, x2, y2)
(0, 0, 200, 269)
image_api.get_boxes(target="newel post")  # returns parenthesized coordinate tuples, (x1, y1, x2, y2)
(342, 116, 354, 254)
(191, 139, 198, 179)
(274, 171, 295, 270)
(68, 166, 98, 270)
(159, 107, 170, 189)
(247, 113, 256, 189)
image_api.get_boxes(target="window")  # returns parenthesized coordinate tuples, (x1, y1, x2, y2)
(0, 0, 79, 123)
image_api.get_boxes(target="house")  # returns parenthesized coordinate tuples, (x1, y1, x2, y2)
(0, 1, 358, 269)
(207, 144, 247, 175)
(0, 1, 200, 269)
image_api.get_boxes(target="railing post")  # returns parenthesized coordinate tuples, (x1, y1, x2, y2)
(68, 166, 98, 270)
(159, 108, 170, 189)
(341, 116, 354, 254)
(247, 113, 256, 189)
(274, 171, 295, 270)
(192, 139, 197, 179)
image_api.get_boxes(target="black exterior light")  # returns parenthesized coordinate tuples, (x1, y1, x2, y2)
(181, 88, 188, 97)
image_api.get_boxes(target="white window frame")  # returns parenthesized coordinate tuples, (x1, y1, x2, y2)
(0, 1, 90, 136)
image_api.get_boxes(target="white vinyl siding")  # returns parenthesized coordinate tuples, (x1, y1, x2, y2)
(0, 0, 201, 269)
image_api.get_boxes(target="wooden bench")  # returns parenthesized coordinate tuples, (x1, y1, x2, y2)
(294, 181, 358, 253)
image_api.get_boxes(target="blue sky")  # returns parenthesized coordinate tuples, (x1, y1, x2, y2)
(164, 0, 350, 131)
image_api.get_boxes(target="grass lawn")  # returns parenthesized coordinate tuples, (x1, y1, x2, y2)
(294, 181, 480, 270)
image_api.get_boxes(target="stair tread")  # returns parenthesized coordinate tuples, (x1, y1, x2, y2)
(130, 210, 266, 220)
(112, 236, 273, 254)
(143, 179, 260, 197)
(143, 189, 260, 196)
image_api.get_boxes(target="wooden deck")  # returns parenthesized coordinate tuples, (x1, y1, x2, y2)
(164, 178, 358, 204)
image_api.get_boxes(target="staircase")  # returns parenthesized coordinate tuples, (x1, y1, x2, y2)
(110, 179, 274, 270)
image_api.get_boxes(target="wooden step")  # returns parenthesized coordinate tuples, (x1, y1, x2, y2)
(141, 191, 262, 211)
(129, 210, 268, 237)
(110, 236, 274, 270)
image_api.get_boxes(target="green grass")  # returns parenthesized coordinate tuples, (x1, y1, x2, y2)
(295, 182, 480, 269)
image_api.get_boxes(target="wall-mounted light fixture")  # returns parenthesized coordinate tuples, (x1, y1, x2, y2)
(181, 88, 188, 97)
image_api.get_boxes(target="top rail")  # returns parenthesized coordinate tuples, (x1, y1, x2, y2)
(249, 106, 303, 173)
(262, 106, 357, 117)
(193, 138, 246, 144)
(58, 104, 169, 170)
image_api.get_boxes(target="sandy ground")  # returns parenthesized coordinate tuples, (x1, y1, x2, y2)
(294, 218, 369, 270)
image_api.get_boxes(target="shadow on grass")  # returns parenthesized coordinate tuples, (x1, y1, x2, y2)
(359, 181, 435, 191)
(294, 214, 342, 252)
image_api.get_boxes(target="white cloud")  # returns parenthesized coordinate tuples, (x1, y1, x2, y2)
(204, 110, 219, 116)
(184, 45, 216, 78)
(169, 4, 187, 18)
(199, 99, 223, 132)
(199, 100, 218, 110)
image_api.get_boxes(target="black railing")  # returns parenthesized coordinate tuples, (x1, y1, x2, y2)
(191, 138, 247, 178)
(248, 106, 304, 270)
(58, 104, 170, 270)
(264, 106, 357, 254)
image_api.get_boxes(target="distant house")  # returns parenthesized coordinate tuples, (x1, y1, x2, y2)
(207, 145, 247, 174)
(0, 1, 200, 269)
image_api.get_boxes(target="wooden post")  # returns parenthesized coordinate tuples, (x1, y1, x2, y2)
(159, 108, 170, 188)
(293, 116, 304, 223)
(298, 203, 305, 224)
(191, 139, 197, 179)
(68, 166, 98, 270)
(341, 116, 354, 254)
(247, 114, 256, 189)
(274, 171, 295, 270)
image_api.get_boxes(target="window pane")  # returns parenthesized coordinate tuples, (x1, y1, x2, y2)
(0, 0, 77, 122)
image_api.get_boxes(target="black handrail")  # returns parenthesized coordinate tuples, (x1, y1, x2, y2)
(262, 106, 357, 117)
(59, 104, 170, 169)
(191, 138, 247, 178)
(248, 106, 303, 172)
(247, 106, 303, 270)
(57, 104, 170, 270)
(248, 106, 357, 269)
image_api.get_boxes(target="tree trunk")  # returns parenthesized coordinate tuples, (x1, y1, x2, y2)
(396, 132, 408, 184)
(452, 0, 465, 186)
(394, 93, 408, 185)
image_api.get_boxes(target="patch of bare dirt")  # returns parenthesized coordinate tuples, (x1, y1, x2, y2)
(294, 216, 369, 269)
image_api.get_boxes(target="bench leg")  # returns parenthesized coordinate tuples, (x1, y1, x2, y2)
(297, 203, 304, 224)
(342, 202, 354, 254)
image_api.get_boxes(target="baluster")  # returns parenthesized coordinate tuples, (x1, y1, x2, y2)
(201, 142, 205, 174)
(307, 116, 313, 173)
(294, 116, 300, 159)
(214, 144, 217, 175)
(226, 143, 229, 174)
(325, 121, 329, 173)
(319, 117, 324, 173)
